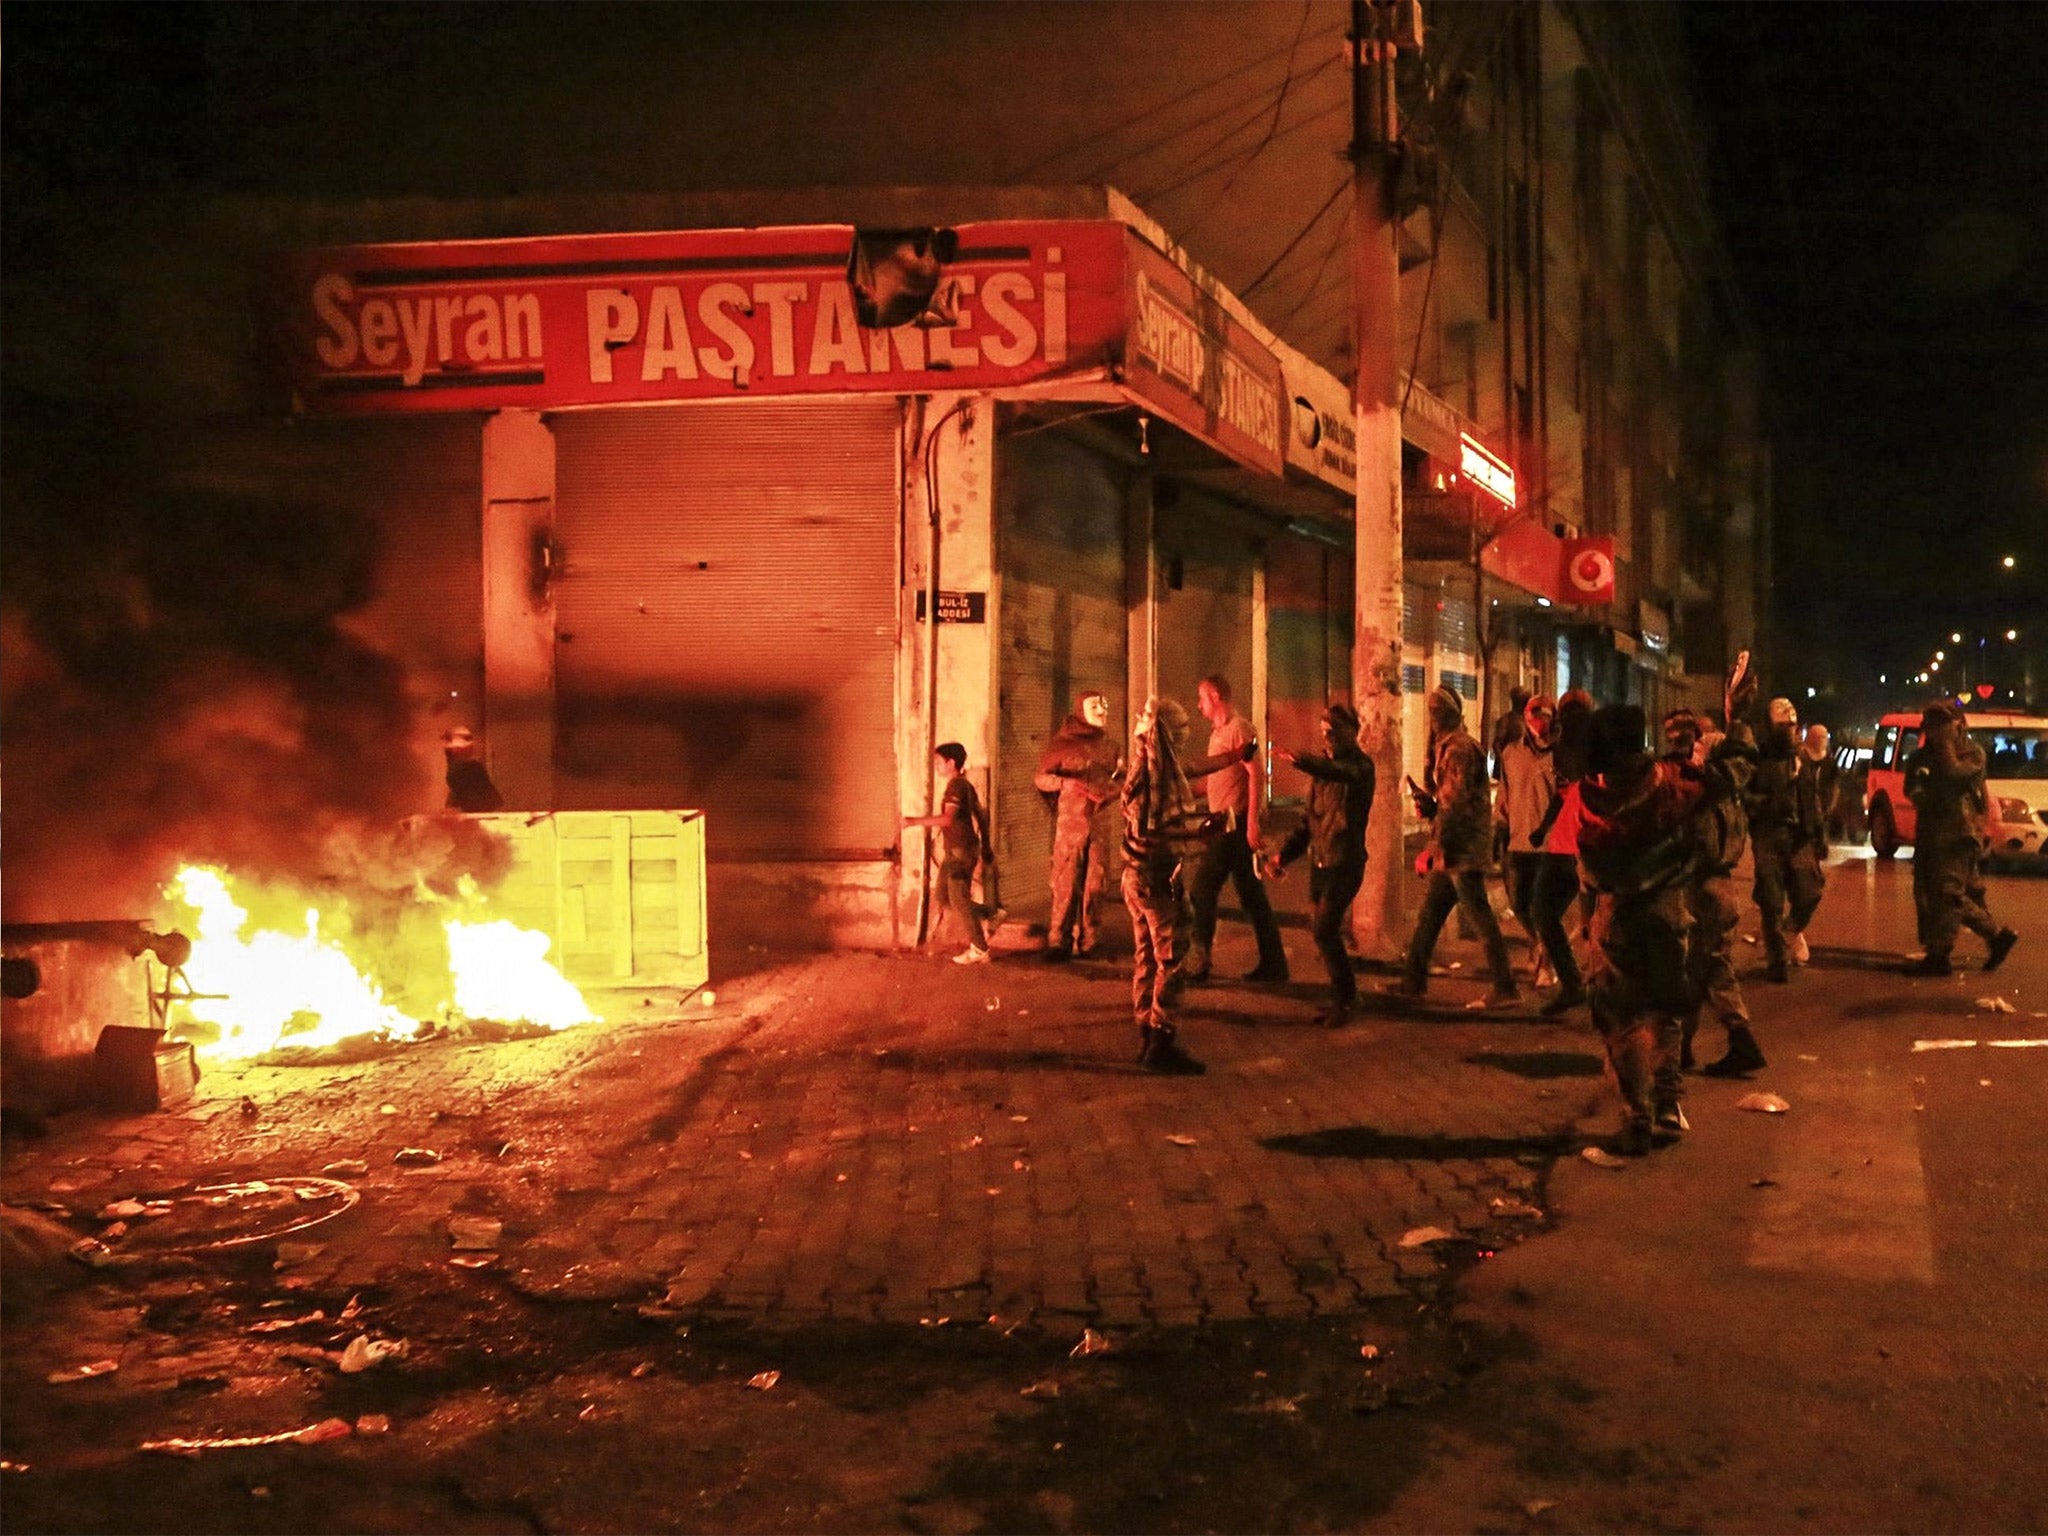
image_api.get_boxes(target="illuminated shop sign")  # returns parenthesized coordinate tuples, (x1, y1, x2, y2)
(1458, 432, 1516, 508)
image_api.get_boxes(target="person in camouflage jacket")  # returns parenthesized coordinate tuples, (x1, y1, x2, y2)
(1904, 702, 2018, 976)
(1385, 685, 1518, 1005)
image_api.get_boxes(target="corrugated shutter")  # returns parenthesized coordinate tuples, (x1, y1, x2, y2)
(298, 416, 485, 718)
(1155, 485, 1257, 727)
(550, 400, 901, 860)
(996, 429, 1129, 915)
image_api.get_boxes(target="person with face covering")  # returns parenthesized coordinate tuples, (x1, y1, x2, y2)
(1384, 684, 1519, 1006)
(1577, 704, 1704, 1154)
(1034, 691, 1121, 960)
(1496, 694, 1585, 1016)
(1267, 703, 1376, 1027)
(1120, 697, 1212, 1074)
(1664, 653, 1768, 1077)
(1903, 701, 2019, 976)
(1744, 696, 1826, 983)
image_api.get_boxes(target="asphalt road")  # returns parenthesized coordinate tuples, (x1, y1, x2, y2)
(2, 848, 2042, 1533)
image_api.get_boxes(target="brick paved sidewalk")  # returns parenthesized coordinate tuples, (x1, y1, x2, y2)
(2, 909, 1604, 1332)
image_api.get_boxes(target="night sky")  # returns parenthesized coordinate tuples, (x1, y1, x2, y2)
(1680, 3, 2048, 711)
(5, 2, 2046, 722)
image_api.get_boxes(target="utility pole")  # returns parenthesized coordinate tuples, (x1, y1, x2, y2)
(1351, 0, 1420, 960)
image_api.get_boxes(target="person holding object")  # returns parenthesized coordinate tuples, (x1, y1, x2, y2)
(1384, 684, 1518, 1006)
(1745, 696, 1825, 983)
(1266, 703, 1375, 1027)
(1181, 675, 1288, 984)
(1034, 691, 1121, 960)
(1903, 701, 2019, 976)
(902, 743, 1000, 965)
(1119, 697, 1214, 1074)
(1496, 694, 1585, 1016)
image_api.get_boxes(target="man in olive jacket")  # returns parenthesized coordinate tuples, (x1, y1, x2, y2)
(1034, 691, 1121, 959)
(1269, 703, 1375, 1026)
(1904, 702, 2019, 975)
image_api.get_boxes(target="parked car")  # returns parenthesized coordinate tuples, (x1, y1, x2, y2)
(1864, 710, 2048, 866)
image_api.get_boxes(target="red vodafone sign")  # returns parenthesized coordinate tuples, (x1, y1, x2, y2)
(1561, 536, 1617, 605)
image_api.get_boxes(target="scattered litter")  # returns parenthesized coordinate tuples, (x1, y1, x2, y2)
(1489, 1197, 1543, 1220)
(1463, 998, 1489, 1010)
(321, 1160, 369, 1177)
(1009, 1114, 1029, 1123)
(448, 1216, 503, 1252)
(1797, 1053, 1820, 1063)
(238, 1098, 260, 1118)
(1975, 997, 2017, 1014)
(744, 1370, 780, 1391)
(354, 1414, 390, 1436)
(919, 1317, 952, 1329)
(99, 1199, 147, 1220)
(1736, 1092, 1792, 1114)
(379, 1104, 399, 1116)
(1, 1460, 28, 1473)
(985, 1187, 1002, 1197)
(46, 1359, 120, 1384)
(1446, 962, 1463, 971)
(1245, 1393, 1306, 1416)
(1165, 1134, 1198, 1147)
(338, 1335, 407, 1373)
(1913, 1039, 1977, 1052)
(143, 1419, 353, 1456)
(984, 996, 1002, 1012)
(1980, 1079, 1993, 1088)
(630, 1361, 657, 1378)
(100, 1221, 130, 1240)
(337, 1295, 363, 1322)
(1359, 1343, 1381, 1361)
(1397, 1226, 1459, 1249)
(1988, 1039, 2048, 1049)
(274, 1241, 326, 1270)
(248, 1311, 326, 1333)
(449, 1254, 495, 1270)
(1070, 1328, 1115, 1358)
(1020, 1378, 1061, 1401)
(1580, 1147, 1630, 1169)
(67, 1239, 117, 1269)
(393, 1148, 441, 1166)
(1750, 1177, 1780, 1189)
(700, 990, 717, 1008)
(1525, 1498, 1560, 1517)
(1740, 933, 1758, 945)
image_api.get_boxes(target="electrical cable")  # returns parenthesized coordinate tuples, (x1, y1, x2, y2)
(1168, 2, 1322, 233)
(1084, 64, 1313, 190)
(1139, 86, 1348, 207)
(1243, 178, 1350, 300)
(1014, 20, 1346, 180)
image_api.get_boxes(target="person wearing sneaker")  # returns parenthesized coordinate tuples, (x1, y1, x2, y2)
(1267, 703, 1375, 1028)
(1119, 698, 1210, 1074)
(1385, 685, 1518, 1007)
(1034, 691, 1122, 961)
(903, 743, 995, 965)
(1498, 694, 1585, 1018)
(1178, 676, 1288, 985)
(1904, 702, 2019, 977)
(1577, 705, 1705, 1154)
(1667, 670, 1769, 1080)
(1744, 697, 1826, 984)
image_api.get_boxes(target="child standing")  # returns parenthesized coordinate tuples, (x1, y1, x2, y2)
(903, 742, 997, 964)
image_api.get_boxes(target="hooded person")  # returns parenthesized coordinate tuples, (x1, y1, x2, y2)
(1497, 692, 1585, 1016)
(1034, 690, 1122, 959)
(1119, 697, 1211, 1074)
(1744, 694, 1825, 982)
(1268, 702, 1376, 1026)
(1903, 701, 2018, 976)
(1383, 684, 1519, 1006)
(1576, 703, 1706, 1154)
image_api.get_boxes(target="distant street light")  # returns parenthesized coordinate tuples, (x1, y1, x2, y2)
(2002, 555, 2016, 569)
(2006, 629, 2019, 641)
(1951, 632, 1963, 644)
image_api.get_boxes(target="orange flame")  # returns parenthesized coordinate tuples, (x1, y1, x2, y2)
(163, 864, 594, 1058)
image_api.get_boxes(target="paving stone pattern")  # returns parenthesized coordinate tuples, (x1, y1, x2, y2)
(3, 925, 1601, 1330)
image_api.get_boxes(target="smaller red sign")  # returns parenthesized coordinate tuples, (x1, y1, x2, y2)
(1976, 683, 1997, 700)
(1561, 536, 1616, 606)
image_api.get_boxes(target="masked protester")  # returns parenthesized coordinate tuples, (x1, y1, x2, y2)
(1267, 703, 1375, 1027)
(1666, 656, 1769, 1077)
(1496, 693, 1586, 1017)
(1120, 697, 1213, 1074)
(1034, 691, 1121, 960)
(1384, 685, 1519, 1006)
(1903, 702, 2019, 976)
(1744, 697, 1826, 983)
(1577, 704, 1704, 1155)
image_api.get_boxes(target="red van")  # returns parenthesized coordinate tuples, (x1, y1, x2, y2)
(1864, 710, 2048, 863)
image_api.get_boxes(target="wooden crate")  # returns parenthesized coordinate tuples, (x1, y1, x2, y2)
(469, 811, 708, 992)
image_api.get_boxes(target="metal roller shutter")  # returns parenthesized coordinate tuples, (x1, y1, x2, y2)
(550, 400, 901, 860)
(1155, 484, 1257, 735)
(296, 416, 486, 720)
(995, 429, 1130, 915)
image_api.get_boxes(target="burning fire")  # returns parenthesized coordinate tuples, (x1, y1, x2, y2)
(163, 865, 595, 1059)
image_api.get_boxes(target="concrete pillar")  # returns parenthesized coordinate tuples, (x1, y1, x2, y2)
(1125, 472, 1157, 716)
(481, 409, 556, 810)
